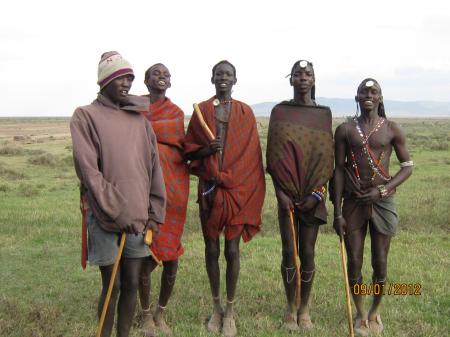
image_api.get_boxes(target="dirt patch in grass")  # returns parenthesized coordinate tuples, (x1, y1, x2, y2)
(0, 164, 27, 180)
(0, 298, 64, 337)
(18, 183, 41, 197)
(27, 153, 59, 166)
(0, 145, 24, 156)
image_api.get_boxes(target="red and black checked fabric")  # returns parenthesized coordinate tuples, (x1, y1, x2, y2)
(185, 97, 266, 242)
(142, 98, 189, 261)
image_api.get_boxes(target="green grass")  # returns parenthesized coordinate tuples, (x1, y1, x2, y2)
(0, 118, 449, 336)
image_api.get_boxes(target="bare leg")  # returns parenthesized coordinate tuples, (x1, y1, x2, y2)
(203, 236, 222, 312)
(139, 257, 158, 310)
(139, 257, 158, 337)
(200, 207, 223, 333)
(154, 260, 179, 336)
(278, 211, 297, 315)
(345, 225, 369, 336)
(368, 223, 391, 333)
(222, 235, 241, 337)
(117, 257, 143, 337)
(297, 218, 319, 329)
(98, 265, 121, 337)
(224, 235, 241, 318)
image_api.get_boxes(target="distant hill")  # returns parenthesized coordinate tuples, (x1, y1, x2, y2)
(251, 98, 450, 117)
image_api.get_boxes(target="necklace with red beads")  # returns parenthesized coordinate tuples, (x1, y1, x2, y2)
(351, 117, 391, 182)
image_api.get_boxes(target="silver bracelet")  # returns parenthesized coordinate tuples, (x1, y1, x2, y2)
(400, 160, 414, 168)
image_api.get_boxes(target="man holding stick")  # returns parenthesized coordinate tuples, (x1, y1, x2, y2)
(266, 60, 334, 331)
(70, 51, 166, 337)
(184, 60, 265, 337)
(332, 78, 413, 336)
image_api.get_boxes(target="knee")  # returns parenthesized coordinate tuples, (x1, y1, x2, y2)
(121, 274, 139, 292)
(106, 278, 121, 297)
(372, 257, 388, 280)
(299, 246, 315, 270)
(224, 245, 240, 262)
(347, 255, 363, 277)
(140, 273, 150, 286)
(281, 246, 295, 266)
(205, 243, 220, 261)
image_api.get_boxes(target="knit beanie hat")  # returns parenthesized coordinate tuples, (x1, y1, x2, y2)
(97, 51, 134, 89)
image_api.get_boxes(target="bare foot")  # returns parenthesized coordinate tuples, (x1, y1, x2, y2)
(354, 317, 370, 337)
(142, 311, 157, 337)
(207, 310, 223, 333)
(297, 313, 314, 329)
(154, 315, 173, 336)
(282, 311, 299, 331)
(222, 316, 237, 337)
(368, 314, 384, 334)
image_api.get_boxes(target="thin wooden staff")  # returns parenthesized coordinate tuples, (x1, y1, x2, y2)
(95, 232, 126, 337)
(289, 210, 301, 308)
(144, 229, 162, 266)
(339, 234, 355, 337)
(193, 103, 214, 141)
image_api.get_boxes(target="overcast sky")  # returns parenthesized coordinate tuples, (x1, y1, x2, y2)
(1, 0, 449, 116)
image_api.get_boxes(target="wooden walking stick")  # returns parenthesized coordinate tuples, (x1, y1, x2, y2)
(144, 229, 162, 266)
(193, 103, 224, 170)
(339, 234, 355, 337)
(289, 210, 301, 308)
(193, 103, 214, 140)
(95, 232, 126, 337)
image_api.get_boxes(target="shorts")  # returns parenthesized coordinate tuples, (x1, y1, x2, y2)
(86, 210, 150, 266)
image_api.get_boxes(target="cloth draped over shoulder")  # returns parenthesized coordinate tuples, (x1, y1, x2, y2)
(184, 97, 266, 242)
(141, 97, 190, 261)
(266, 102, 334, 222)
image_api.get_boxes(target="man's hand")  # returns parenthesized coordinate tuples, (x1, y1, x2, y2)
(296, 195, 319, 212)
(333, 216, 347, 238)
(356, 187, 380, 204)
(207, 136, 222, 155)
(275, 189, 294, 211)
(146, 219, 160, 235)
(119, 223, 141, 235)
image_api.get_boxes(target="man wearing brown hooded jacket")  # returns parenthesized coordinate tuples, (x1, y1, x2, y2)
(70, 51, 166, 337)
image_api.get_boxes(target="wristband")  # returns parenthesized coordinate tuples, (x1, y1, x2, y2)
(376, 185, 389, 198)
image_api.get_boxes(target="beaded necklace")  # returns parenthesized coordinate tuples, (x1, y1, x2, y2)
(351, 117, 391, 182)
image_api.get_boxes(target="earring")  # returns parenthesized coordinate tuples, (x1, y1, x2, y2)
(355, 102, 360, 117)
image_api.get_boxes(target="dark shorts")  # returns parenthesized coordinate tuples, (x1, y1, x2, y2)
(87, 210, 150, 266)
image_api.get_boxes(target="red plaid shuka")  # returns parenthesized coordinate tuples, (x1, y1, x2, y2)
(142, 98, 189, 261)
(184, 97, 266, 242)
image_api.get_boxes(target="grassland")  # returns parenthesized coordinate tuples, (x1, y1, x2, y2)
(0, 117, 449, 337)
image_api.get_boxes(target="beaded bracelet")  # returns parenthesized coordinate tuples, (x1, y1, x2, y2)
(311, 192, 322, 202)
(376, 185, 389, 198)
(311, 186, 326, 202)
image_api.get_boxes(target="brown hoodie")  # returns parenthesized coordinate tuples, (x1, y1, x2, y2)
(70, 94, 166, 233)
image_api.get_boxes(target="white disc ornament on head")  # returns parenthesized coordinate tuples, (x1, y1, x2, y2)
(365, 80, 375, 87)
(299, 60, 308, 68)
